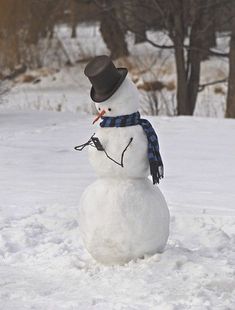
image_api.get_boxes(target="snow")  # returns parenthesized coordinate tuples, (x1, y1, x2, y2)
(1, 111, 235, 309)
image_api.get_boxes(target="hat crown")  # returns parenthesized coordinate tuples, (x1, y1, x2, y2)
(84, 55, 128, 102)
(84, 55, 110, 77)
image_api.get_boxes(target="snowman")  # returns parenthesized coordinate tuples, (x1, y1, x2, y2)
(77, 55, 170, 265)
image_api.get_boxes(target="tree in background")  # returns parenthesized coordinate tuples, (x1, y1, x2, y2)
(0, 0, 66, 72)
(115, 0, 221, 116)
(109, 0, 234, 117)
(94, 0, 129, 59)
(0, 0, 30, 70)
(170, 0, 217, 115)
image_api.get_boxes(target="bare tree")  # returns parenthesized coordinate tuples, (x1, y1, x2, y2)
(116, 0, 230, 115)
(96, 0, 129, 59)
(149, 0, 218, 115)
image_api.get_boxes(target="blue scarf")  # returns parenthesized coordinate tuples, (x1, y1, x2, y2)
(100, 111, 164, 184)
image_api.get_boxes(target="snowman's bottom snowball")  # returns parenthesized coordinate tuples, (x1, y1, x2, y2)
(79, 178, 170, 265)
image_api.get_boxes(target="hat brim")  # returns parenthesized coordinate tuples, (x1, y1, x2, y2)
(90, 68, 128, 103)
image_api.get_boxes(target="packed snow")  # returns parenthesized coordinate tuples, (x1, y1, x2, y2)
(1, 111, 235, 309)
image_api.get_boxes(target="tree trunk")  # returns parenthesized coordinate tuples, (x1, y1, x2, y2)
(174, 42, 189, 115)
(99, 1, 129, 60)
(186, 50, 201, 115)
(170, 0, 189, 115)
(135, 30, 147, 44)
(70, 0, 77, 38)
(174, 0, 212, 116)
(226, 15, 235, 118)
(186, 13, 202, 115)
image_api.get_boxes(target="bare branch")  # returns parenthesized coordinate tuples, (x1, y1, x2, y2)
(198, 78, 227, 92)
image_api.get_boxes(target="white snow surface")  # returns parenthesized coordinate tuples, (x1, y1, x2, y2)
(1, 111, 235, 309)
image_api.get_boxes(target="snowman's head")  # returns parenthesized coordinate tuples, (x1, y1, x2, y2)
(93, 76, 139, 121)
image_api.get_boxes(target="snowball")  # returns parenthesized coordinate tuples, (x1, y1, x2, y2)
(79, 178, 170, 265)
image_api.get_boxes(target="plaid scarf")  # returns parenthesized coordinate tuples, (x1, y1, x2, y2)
(100, 112, 164, 184)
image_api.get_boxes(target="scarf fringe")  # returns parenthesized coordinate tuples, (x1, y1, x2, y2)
(150, 162, 164, 184)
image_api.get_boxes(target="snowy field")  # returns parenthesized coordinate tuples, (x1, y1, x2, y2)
(0, 111, 235, 309)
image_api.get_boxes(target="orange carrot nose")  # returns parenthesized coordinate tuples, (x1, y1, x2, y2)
(93, 109, 106, 124)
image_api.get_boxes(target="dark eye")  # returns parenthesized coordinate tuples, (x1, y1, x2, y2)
(108, 108, 112, 111)
(98, 107, 101, 111)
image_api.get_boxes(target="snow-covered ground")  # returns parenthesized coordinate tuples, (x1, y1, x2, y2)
(1, 111, 234, 309)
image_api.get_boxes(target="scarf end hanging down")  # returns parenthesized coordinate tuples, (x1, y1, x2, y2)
(150, 161, 164, 185)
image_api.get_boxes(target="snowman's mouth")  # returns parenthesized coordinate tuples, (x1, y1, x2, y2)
(93, 109, 106, 124)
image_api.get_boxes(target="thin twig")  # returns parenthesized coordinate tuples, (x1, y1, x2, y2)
(198, 78, 227, 92)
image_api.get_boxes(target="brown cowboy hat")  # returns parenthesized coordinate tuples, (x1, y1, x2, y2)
(84, 55, 128, 103)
